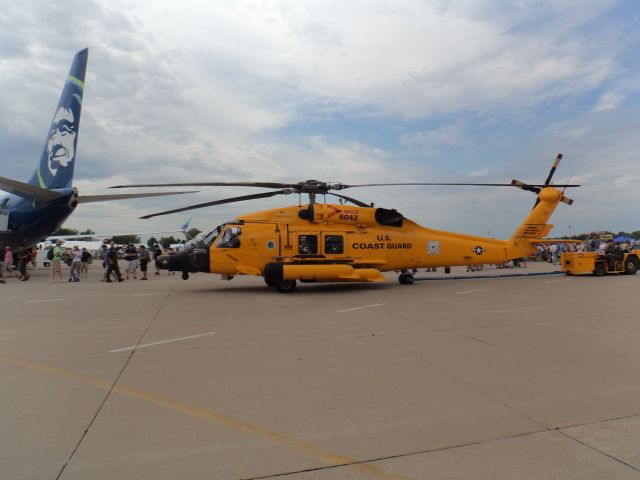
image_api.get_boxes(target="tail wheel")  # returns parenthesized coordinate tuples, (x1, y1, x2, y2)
(275, 279, 297, 293)
(398, 273, 414, 285)
(593, 262, 606, 277)
(623, 256, 639, 275)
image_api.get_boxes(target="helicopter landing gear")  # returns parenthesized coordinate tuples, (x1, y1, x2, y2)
(398, 272, 414, 285)
(275, 279, 297, 293)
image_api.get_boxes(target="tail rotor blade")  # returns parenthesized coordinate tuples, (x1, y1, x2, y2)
(511, 179, 541, 194)
(543, 153, 563, 186)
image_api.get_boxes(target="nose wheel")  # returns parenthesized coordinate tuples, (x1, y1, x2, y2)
(398, 272, 414, 285)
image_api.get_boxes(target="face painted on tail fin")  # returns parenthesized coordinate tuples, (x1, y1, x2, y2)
(47, 107, 77, 176)
(29, 48, 88, 189)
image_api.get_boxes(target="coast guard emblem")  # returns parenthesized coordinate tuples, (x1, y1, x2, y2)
(427, 240, 440, 256)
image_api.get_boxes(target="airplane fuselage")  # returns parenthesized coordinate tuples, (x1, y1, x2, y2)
(0, 189, 77, 249)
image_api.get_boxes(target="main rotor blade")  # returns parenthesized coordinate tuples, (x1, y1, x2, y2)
(77, 191, 198, 204)
(341, 182, 580, 188)
(111, 181, 296, 189)
(544, 153, 563, 186)
(329, 193, 372, 208)
(139, 190, 285, 219)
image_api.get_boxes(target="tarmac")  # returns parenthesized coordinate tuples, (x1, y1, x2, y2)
(1, 261, 639, 479)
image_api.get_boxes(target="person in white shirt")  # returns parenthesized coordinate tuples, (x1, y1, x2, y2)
(69, 245, 83, 282)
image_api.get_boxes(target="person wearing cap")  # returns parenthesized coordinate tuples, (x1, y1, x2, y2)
(50, 240, 64, 282)
(124, 242, 138, 280)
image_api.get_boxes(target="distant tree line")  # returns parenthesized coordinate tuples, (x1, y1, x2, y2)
(52, 227, 204, 248)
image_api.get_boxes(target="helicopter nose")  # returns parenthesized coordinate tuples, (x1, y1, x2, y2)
(156, 253, 189, 272)
(155, 247, 210, 275)
(155, 255, 172, 270)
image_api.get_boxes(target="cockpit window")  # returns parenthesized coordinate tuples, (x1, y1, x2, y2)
(198, 226, 222, 247)
(215, 226, 242, 248)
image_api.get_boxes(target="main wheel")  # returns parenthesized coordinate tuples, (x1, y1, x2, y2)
(275, 279, 297, 293)
(593, 262, 606, 277)
(623, 256, 639, 275)
(398, 273, 414, 285)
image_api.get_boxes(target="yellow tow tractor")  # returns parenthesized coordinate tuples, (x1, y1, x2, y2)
(561, 250, 640, 276)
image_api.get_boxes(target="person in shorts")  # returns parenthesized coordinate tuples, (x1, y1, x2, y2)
(80, 247, 91, 278)
(50, 240, 64, 282)
(152, 244, 162, 275)
(138, 245, 150, 280)
(124, 243, 138, 279)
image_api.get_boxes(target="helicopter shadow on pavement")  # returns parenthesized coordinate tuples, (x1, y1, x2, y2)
(181, 281, 394, 296)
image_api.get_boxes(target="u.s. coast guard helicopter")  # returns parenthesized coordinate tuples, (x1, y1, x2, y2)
(111, 155, 578, 292)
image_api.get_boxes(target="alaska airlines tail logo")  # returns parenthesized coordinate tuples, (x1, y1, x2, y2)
(46, 96, 80, 177)
(30, 49, 88, 190)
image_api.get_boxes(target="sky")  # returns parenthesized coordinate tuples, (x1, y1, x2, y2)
(1, 0, 639, 239)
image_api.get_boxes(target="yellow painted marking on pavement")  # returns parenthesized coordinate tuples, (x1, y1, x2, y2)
(0, 354, 410, 480)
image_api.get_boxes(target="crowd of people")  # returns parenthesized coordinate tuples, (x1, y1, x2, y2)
(0, 245, 39, 283)
(535, 237, 640, 265)
(0, 241, 171, 284)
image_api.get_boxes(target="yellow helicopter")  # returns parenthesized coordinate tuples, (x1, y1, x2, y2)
(112, 154, 578, 292)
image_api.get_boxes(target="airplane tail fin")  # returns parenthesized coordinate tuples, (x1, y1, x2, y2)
(28, 48, 88, 189)
(180, 218, 192, 239)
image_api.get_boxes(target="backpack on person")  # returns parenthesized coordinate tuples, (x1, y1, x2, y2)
(47, 248, 54, 260)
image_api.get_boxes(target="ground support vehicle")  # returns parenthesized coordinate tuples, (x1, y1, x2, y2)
(561, 250, 639, 276)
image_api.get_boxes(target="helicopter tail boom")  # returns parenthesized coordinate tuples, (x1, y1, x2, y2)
(508, 186, 565, 256)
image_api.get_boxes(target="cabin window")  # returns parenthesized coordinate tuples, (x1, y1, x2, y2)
(324, 235, 344, 254)
(298, 234, 318, 254)
(215, 226, 241, 248)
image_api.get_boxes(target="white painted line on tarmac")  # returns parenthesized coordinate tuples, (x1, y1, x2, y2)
(26, 299, 65, 303)
(133, 293, 171, 297)
(335, 303, 386, 313)
(454, 288, 493, 295)
(545, 278, 572, 284)
(109, 332, 216, 353)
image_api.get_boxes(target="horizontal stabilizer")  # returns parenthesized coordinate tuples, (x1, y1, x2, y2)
(0, 175, 64, 202)
(77, 191, 198, 204)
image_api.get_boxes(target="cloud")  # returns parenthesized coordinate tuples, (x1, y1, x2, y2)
(593, 92, 623, 112)
(1, 0, 639, 238)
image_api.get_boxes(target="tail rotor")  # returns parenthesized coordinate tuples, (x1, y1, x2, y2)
(511, 153, 574, 207)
